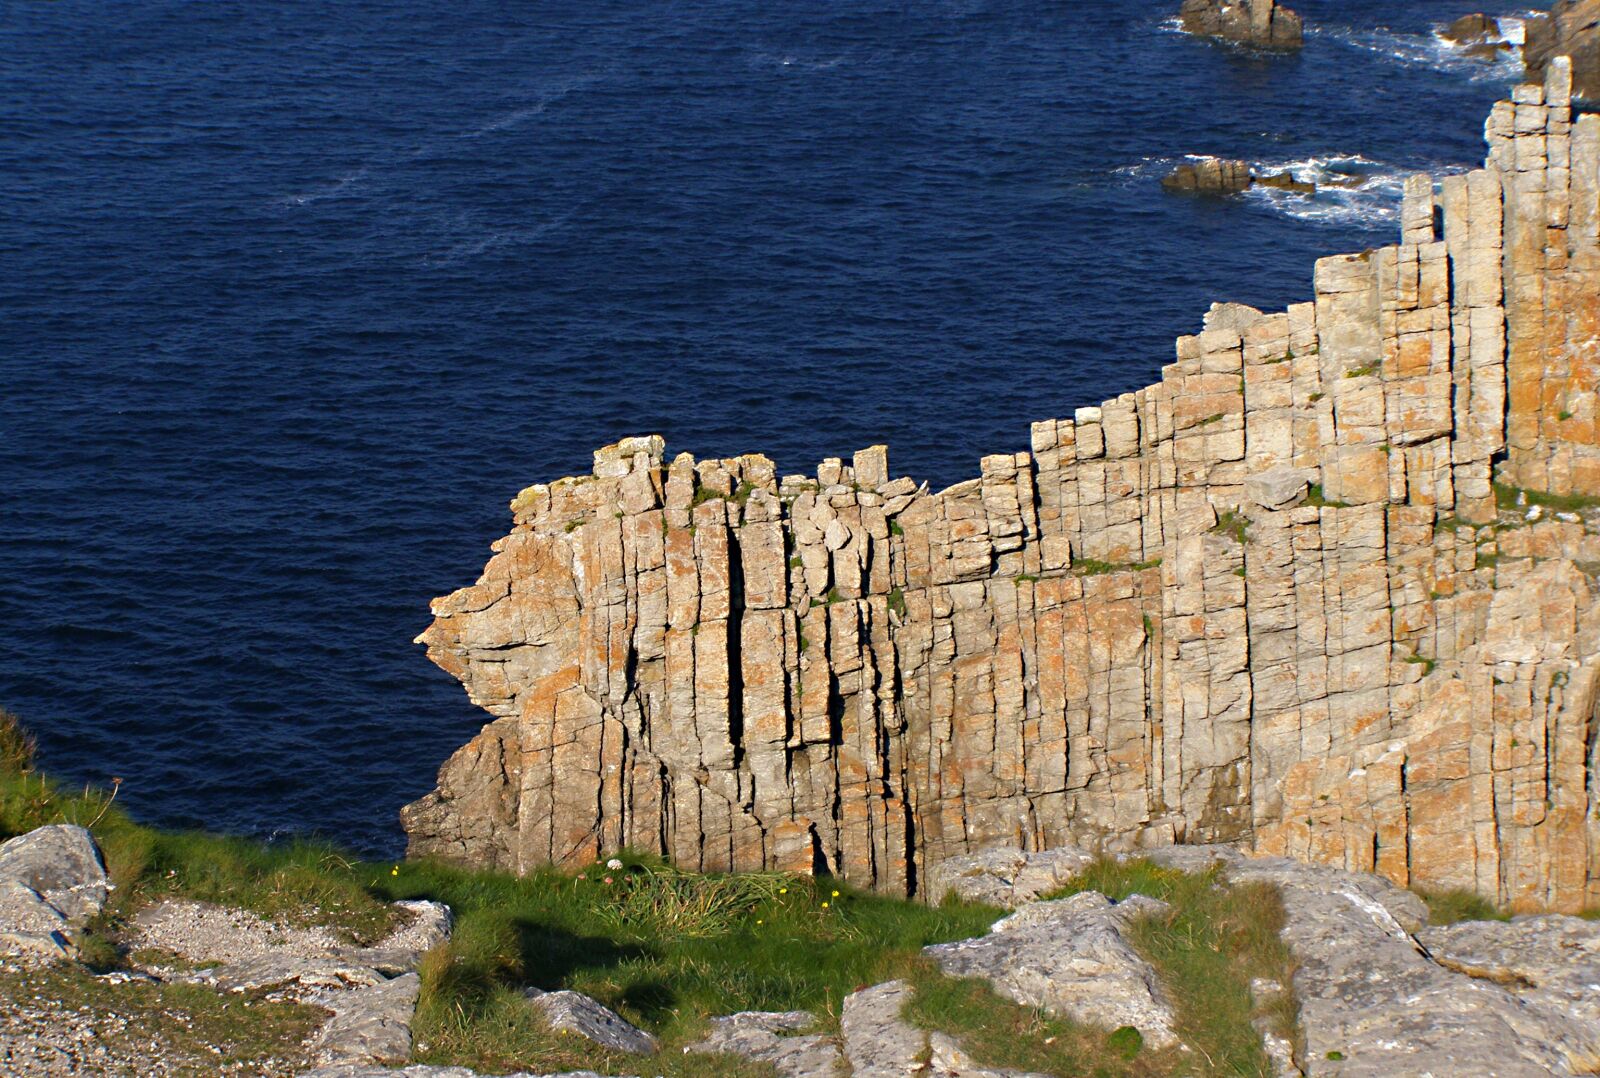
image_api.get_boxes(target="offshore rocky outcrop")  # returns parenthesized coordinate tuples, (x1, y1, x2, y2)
(407, 62, 1600, 911)
(1178, 0, 1303, 51)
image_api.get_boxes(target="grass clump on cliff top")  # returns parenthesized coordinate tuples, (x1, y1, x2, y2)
(382, 854, 999, 1074)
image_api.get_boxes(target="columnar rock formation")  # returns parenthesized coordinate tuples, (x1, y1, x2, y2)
(408, 63, 1600, 911)
(1178, 0, 1303, 51)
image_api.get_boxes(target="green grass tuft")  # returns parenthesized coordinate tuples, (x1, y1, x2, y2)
(1415, 888, 1507, 925)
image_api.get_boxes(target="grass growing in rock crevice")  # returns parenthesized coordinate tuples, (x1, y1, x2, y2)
(1039, 859, 1297, 1078)
(905, 964, 1176, 1078)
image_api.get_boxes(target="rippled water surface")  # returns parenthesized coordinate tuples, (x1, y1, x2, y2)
(1, 0, 1532, 853)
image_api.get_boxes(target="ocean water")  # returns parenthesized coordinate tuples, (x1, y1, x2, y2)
(0, 0, 1532, 855)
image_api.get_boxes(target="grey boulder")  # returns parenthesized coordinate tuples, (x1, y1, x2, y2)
(924, 891, 1179, 1050)
(525, 988, 658, 1055)
(0, 824, 110, 960)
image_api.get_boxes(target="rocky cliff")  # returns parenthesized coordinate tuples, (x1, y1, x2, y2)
(406, 62, 1600, 912)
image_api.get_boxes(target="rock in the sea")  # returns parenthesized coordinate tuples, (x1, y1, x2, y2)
(1252, 169, 1316, 194)
(924, 891, 1180, 1050)
(0, 825, 110, 961)
(1178, 0, 1303, 50)
(1161, 157, 1253, 194)
(525, 988, 658, 1055)
(687, 1011, 841, 1078)
(1162, 161, 1313, 197)
(1526, 1, 1600, 100)
(1441, 14, 1513, 58)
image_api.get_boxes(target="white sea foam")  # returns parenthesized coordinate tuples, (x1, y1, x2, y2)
(1120, 151, 1456, 230)
(1312, 21, 1524, 83)
(283, 167, 371, 207)
(747, 50, 849, 73)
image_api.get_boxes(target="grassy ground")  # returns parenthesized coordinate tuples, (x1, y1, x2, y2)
(2, 708, 1295, 1076)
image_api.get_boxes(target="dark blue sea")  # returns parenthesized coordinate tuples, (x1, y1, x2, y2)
(0, 0, 1532, 855)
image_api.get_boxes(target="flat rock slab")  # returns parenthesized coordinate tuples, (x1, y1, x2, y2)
(924, 845, 1095, 908)
(0, 825, 109, 961)
(841, 981, 1052, 1078)
(687, 1010, 842, 1078)
(526, 988, 658, 1054)
(924, 891, 1179, 1050)
(1417, 915, 1600, 1060)
(1230, 856, 1594, 1076)
(310, 971, 421, 1066)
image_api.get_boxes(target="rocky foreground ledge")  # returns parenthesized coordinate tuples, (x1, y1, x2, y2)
(7, 823, 1600, 1076)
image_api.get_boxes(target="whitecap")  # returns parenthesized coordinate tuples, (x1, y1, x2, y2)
(1312, 21, 1524, 83)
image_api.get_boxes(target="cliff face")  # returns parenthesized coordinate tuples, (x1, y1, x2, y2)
(406, 63, 1600, 911)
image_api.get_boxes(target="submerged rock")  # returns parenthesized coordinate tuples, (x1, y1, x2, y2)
(1441, 14, 1514, 59)
(1179, 0, 1304, 50)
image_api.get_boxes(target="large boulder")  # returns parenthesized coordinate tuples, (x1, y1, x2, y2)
(1179, 0, 1304, 50)
(924, 891, 1180, 1050)
(0, 824, 110, 960)
(1441, 14, 1514, 58)
(1525, 0, 1600, 100)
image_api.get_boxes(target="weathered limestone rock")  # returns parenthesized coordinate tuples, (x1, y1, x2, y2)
(1178, 0, 1303, 50)
(302, 1069, 628, 1078)
(1416, 915, 1600, 1056)
(923, 845, 1095, 907)
(840, 981, 1050, 1078)
(0, 825, 109, 961)
(409, 78, 1600, 914)
(526, 989, 658, 1054)
(132, 896, 453, 992)
(687, 1011, 841, 1078)
(924, 892, 1179, 1049)
(1228, 854, 1596, 1076)
(1526, 2, 1600, 100)
(310, 972, 421, 1067)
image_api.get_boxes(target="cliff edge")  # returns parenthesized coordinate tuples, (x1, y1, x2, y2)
(406, 61, 1600, 912)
